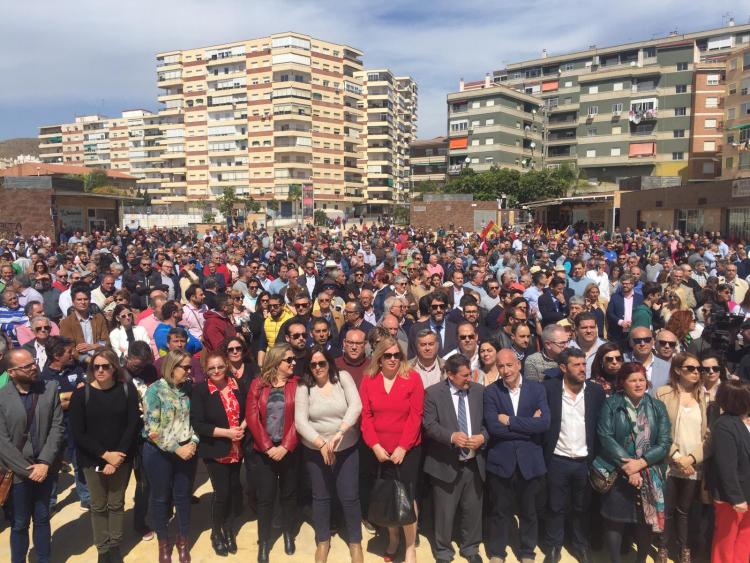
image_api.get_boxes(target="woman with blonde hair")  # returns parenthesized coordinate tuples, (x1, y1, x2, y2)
(142, 349, 199, 563)
(359, 336, 424, 563)
(584, 282, 607, 338)
(69, 349, 140, 563)
(654, 352, 709, 562)
(245, 343, 300, 562)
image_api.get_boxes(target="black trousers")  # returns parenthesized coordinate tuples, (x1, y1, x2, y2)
(204, 460, 243, 530)
(660, 476, 699, 549)
(251, 449, 299, 542)
(544, 455, 591, 553)
(431, 459, 483, 561)
(486, 469, 541, 560)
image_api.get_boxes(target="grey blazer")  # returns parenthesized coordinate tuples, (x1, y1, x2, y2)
(422, 379, 488, 483)
(0, 379, 65, 483)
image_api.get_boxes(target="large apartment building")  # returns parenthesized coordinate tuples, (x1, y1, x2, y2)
(355, 70, 417, 212)
(723, 44, 750, 180)
(451, 22, 750, 188)
(410, 136, 448, 189)
(446, 76, 544, 176)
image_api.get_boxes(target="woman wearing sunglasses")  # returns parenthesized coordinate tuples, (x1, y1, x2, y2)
(590, 342, 624, 397)
(654, 353, 710, 563)
(142, 350, 199, 563)
(245, 343, 300, 563)
(359, 337, 424, 563)
(295, 345, 363, 563)
(190, 351, 247, 556)
(69, 349, 140, 563)
(109, 304, 151, 363)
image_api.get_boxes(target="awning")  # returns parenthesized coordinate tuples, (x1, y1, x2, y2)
(542, 81, 559, 92)
(730, 123, 750, 130)
(525, 193, 614, 209)
(449, 137, 468, 150)
(629, 142, 656, 157)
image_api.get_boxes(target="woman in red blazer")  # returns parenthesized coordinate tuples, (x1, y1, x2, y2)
(245, 343, 299, 563)
(359, 336, 424, 563)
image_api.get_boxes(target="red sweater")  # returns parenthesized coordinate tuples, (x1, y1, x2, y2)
(359, 371, 424, 454)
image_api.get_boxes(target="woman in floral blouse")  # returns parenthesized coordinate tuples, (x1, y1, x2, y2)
(142, 349, 199, 563)
(190, 351, 247, 557)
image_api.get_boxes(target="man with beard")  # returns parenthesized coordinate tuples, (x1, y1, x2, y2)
(408, 291, 458, 359)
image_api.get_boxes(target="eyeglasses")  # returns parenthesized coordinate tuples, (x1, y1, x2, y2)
(548, 340, 569, 347)
(700, 366, 721, 373)
(248, 286, 259, 290)
(10, 362, 37, 372)
(294, 302, 311, 308)
(93, 363, 112, 371)
(269, 303, 282, 308)
(604, 355, 623, 363)
(309, 360, 328, 369)
(177, 363, 193, 371)
(34, 326, 51, 332)
(431, 304, 446, 310)
(281, 357, 296, 364)
(631, 337, 653, 345)
(681, 365, 700, 373)
(206, 366, 227, 373)
(289, 332, 306, 339)
(459, 334, 476, 340)
(383, 352, 402, 360)
(657, 340, 677, 348)
(119, 313, 134, 319)
(233, 296, 243, 300)
(226, 346, 243, 353)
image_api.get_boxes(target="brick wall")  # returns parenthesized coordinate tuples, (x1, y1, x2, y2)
(410, 200, 500, 231)
(0, 187, 54, 237)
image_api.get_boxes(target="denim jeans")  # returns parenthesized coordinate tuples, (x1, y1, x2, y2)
(51, 439, 90, 508)
(142, 441, 197, 539)
(9, 476, 55, 563)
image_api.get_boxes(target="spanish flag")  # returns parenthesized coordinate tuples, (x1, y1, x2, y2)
(480, 220, 496, 240)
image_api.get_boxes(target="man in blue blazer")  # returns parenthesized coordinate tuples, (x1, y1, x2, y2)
(606, 274, 643, 342)
(542, 348, 606, 563)
(484, 348, 550, 563)
(625, 326, 671, 394)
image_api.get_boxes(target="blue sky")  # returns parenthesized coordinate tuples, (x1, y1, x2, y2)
(0, 1, 746, 140)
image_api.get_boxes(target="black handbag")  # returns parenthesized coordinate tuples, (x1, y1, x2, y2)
(367, 465, 416, 527)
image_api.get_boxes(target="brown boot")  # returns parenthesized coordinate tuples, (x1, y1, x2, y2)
(158, 538, 172, 563)
(315, 540, 330, 563)
(349, 542, 364, 563)
(679, 547, 691, 563)
(175, 536, 190, 563)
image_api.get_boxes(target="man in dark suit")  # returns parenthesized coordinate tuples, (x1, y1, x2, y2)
(538, 276, 574, 328)
(606, 274, 643, 342)
(542, 348, 606, 563)
(408, 291, 458, 359)
(484, 349, 550, 563)
(423, 354, 487, 563)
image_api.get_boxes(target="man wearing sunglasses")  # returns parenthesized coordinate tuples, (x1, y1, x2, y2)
(625, 327, 670, 394)
(653, 330, 679, 363)
(408, 292, 458, 359)
(21, 315, 55, 369)
(0, 348, 66, 563)
(283, 321, 308, 376)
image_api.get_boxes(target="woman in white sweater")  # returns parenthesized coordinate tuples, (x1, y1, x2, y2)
(295, 345, 363, 563)
(109, 304, 151, 362)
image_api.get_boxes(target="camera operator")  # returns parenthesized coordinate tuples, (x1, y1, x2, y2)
(730, 320, 750, 382)
(689, 306, 747, 369)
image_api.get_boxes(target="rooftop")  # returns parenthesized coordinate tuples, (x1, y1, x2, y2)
(0, 162, 136, 180)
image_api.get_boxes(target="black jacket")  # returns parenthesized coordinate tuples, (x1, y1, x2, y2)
(123, 269, 165, 309)
(190, 379, 247, 460)
(542, 378, 606, 464)
(707, 413, 750, 505)
(538, 289, 574, 327)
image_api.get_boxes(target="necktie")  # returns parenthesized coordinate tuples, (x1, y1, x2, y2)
(457, 390, 469, 457)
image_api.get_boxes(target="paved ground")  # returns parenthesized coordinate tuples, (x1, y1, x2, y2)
(0, 463, 662, 562)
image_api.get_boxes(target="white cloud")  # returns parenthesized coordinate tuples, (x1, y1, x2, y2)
(0, 0, 744, 138)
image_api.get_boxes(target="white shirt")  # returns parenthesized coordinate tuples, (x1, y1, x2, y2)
(622, 293, 634, 324)
(502, 377, 523, 415)
(570, 338, 605, 378)
(585, 270, 611, 300)
(34, 340, 47, 369)
(443, 347, 480, 372)
(58, 289, 72, 318)
(554, 382, 588, 458)
(449, 381, 475, 460)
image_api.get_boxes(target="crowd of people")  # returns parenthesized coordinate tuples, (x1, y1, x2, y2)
(0, 221, 748, 563)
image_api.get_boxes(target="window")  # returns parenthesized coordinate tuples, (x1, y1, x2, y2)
(485, 138, 494, 145)
(471, 139, 480, 146)
(588, 106, 599, 116)
(704, 119, 717, 128)
(675, 85, 687, 93)
(703, 141, 716, 151)
(564, 81, 573, 88)
(450, 120, 468, 132)
(486, 99, 495, 107)
(586, 149, 596, 158)
(707, 74, 720, 86)
(471, 158, 479, 164)
(644, 47, 656, 58)
(471, 120, 480, 127)
(728, 108, 737, 120)
(612, 103, 623, 114)
(705, 97, 719, 108)
(726, 157, 734, 169)
(677, 209, 704, 235)
(485, 118, 494, 126)
(562, 63, 574, 72)
(672, 152, 684, 160)
(673, 129, 685, 138)
(471, 101, 481, 109)
(674, 107, 687, 116)
(611, 147, 621, 156)
(589, 86, 599, 94)
(743, 102, 750, 116)
(612, 126, 622, 134)
(613, 82, 623, 91)
(485, 157, 494, 163)
(676, 62, 689, 71)
(729, 83, 737, 95)
(702, 162, 715, 174)
(587, 127, 597, 136)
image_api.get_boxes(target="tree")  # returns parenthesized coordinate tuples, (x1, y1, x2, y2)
(244, 197, 261, 213)
(392, 205, 410, 225)
(313, 209, 328, 226)
(83, 168, 109, 193)
(288, 184, 302, 224)
(216, 186, 239, 223)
